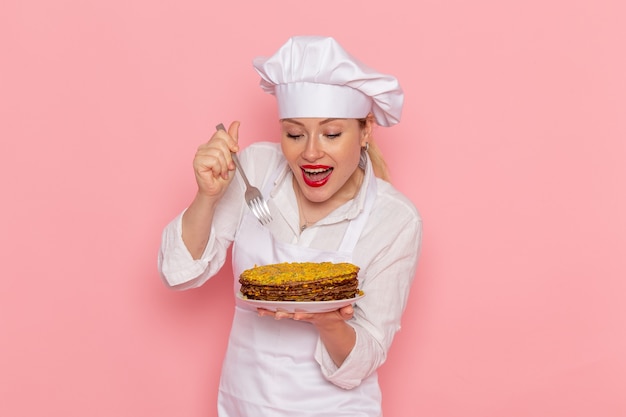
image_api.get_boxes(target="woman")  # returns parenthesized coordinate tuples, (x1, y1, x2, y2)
(159, 36, 422, 417)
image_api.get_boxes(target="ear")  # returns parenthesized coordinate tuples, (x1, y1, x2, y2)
(361, 113, 375, 147)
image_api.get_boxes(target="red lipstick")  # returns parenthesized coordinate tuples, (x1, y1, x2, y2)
(301, 165, 333, 187)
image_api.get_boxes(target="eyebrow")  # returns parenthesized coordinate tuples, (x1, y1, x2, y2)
(281, 118, 346, 126)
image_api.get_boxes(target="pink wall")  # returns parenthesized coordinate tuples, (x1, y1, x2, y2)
(1, 0, 625, 416)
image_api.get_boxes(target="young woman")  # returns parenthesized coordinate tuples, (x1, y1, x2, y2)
(159, 35, 422, 417)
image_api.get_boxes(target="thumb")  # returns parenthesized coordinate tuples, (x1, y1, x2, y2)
(227, 121, 241, 152)
(339, 305, 354, 320)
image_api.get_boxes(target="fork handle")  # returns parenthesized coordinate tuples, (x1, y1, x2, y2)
(216, 123, 252, 188)
(231, 153, 252, 188)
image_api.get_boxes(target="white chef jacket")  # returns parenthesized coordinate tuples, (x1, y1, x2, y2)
(158, 141, 422, 390)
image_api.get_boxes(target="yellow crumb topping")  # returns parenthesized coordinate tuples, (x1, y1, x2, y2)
(240, 262, 359, 285)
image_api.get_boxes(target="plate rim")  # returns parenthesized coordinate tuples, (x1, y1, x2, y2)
(236, 292, 365, 313)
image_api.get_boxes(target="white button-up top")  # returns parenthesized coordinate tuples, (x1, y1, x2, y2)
(158, 142, 422, 389)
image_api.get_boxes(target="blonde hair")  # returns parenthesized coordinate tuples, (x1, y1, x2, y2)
(359, 116, 391, 182)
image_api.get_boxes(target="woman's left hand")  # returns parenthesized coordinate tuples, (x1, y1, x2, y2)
(258, 305, 357, 366)
(257, 305, 354, 324)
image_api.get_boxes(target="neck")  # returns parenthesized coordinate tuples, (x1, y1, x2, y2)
(294, 183, 315, 232)
(293, 167, 365, 232)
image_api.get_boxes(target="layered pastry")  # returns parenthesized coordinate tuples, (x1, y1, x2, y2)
(239, 262, 361, 302)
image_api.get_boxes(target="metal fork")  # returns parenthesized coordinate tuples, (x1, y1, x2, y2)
(216, 123, 272, 225)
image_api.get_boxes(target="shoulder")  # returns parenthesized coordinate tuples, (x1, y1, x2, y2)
(240, 141, 282, 160)
(239, 141, 284, 170)
(356, 178, 422, 274)
(238, 141, 285, 186)
(372, 178, 422, 231)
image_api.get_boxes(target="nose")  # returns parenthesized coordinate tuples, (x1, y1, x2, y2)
(302, 136, 324, 161)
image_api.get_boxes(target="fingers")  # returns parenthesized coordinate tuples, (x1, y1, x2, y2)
(194, 144, 228, 180)
(256, 305, 354, 322)
(192, 121, 241, 195)
(338, 305, 354, 320)
(277, 311, 296, 320)
(213, 121, 240, 174)
(257, 309, 295, 320)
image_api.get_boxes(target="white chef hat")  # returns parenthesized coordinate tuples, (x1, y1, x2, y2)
(252, 36, 404, 127)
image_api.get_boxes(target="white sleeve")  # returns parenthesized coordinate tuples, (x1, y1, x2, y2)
(157, 210, 226, 290)
(157, 142, 282, 290)
(315, 202, 422, 389)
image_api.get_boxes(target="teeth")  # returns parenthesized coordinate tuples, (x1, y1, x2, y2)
(304, 167, 331, 174)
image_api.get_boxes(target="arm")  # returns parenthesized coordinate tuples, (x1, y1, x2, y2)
(317, 205, 423, 388)
(313, 308, 357, 366)
(182, 122, 240, 259)
(261, 305, 357, 367)
(157, 122, 243, 289)
(257, 200, 423, 384)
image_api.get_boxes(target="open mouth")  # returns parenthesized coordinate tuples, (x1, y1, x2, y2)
(301, 165, 333, 187)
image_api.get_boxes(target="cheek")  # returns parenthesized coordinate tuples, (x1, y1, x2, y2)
(335, 147, 363, 179)
(344, 143, 363, 167)
(280, 140, 302, 172)
(280, 140, 297, 160)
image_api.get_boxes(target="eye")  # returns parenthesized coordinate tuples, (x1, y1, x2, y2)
(286, 133, 302, 139)
(325, 132, 342, 139)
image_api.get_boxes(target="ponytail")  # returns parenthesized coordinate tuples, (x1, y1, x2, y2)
(367, 138, 391, 182)
(359, 115, 391, 182)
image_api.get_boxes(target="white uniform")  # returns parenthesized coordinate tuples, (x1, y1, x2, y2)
(158, 143, 422, 417)
(218, 160, 379, 416)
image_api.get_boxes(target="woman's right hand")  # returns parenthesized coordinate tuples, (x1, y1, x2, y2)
(193, 121, 241, 200)
(181, 121, 241, 259)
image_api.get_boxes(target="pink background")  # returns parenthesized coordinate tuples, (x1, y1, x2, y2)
(1, 0, 625, 416)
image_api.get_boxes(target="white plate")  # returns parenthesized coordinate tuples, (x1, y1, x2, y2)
(236, 292, 365, 313)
